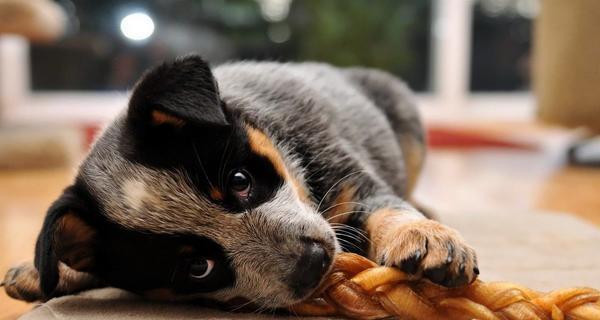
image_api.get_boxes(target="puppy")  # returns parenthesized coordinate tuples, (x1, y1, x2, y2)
(3, 56, 478, 309)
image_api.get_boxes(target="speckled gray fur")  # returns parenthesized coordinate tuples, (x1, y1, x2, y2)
(36, 60, 428, 308)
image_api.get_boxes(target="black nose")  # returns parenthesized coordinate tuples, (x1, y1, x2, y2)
(288, 240, 332, 298)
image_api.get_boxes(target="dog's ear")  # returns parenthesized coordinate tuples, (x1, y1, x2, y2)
(127, 54, 229, 129)
(34, 186, 98, 298)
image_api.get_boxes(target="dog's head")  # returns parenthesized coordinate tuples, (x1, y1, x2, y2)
(34, 55, 338, 308)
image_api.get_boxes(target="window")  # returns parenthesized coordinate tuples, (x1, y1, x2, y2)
(30, 0, 432, 92)
(0, 0, 538, 123)
(470, 0, 536, 92)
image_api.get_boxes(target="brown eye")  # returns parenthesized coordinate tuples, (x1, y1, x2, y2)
(229, 170, 251, 198)
(189, 257, 214, 280)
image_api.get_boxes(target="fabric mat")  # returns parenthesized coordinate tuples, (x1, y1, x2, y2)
(20, 210, 600, 319)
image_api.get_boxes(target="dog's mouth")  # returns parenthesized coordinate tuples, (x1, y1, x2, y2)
(222, 254, 334, 311)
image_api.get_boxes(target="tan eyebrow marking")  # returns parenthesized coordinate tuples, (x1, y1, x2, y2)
(209, 187, 225, 201)
(151, 110, 186, 127)
(245, 126, 309, 202)
(55, 211, 97, 271)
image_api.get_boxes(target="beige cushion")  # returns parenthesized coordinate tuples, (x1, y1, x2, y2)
(20, 210, 600, 319)
(534, 0, 600, 132)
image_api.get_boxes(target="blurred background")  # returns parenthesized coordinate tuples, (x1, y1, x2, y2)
(0, 0, 599, 319)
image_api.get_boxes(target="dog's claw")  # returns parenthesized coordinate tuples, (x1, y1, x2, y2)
(424, 265, 447, 284)
(399, 249, 422, 274)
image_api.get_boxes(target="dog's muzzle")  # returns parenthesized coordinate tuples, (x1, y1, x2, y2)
(288, 238, 332, 298)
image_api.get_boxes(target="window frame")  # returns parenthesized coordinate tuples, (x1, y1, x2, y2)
(0, 0, 534, 125)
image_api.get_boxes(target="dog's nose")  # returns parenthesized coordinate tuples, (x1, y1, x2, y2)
(288, 239, 331, 297)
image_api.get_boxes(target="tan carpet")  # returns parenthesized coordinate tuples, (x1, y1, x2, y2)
(20, 210, 600, 319)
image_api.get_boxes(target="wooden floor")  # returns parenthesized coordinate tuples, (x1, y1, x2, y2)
(0, 123, 599, 319)
(0, 169, 73, 320)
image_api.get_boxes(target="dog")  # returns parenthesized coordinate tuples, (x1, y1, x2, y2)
(3, 55, 478, 310)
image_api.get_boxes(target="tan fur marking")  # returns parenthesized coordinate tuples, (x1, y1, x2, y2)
(209, 187, 225, 201)
(325, 185, 357, 224)
(122, 179, 149, 211)
(399, 135, 425, 196)
(55, 212, 97, 271)
(151, 110, 186, 127)
(246, 126, 309, 202)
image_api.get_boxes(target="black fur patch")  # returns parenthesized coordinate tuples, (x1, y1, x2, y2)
(120, 55, 283, 212)
(95, 222, 235, 294)
(34, 184, 98, 297)
(128, 55, 228, 128)
(35, 181, 237, 297)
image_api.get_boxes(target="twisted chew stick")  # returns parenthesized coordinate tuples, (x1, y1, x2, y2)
(290, 253, 600, 320)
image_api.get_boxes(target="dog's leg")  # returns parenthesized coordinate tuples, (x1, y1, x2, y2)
(2, 261, 103, 302)
(342, 195, 478, 288)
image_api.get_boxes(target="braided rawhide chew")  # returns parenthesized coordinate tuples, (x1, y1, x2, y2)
(290, 253, 600, 320)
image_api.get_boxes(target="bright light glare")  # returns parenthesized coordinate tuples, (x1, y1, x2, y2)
(120, 13, 155, 41)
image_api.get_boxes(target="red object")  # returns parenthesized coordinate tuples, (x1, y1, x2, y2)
(427, 127, 537, 150)
(83, 124, 102, 150)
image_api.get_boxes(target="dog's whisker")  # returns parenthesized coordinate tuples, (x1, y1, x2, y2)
(182, 168, 205, 197)
(331, 225, 372, 244)
(331, 222, 369, 235)
(316, 170, 366, 213)
(289, 307, 299, 317)
(334, 229, 370, 244)
(325, 209, 370, 223)
(302, 147, 333, 175)
(303, 157, 351, 182)
(229, 297, 259, 312)
(303, 168, 325, 183)
(336, 236, 361, 246)
(218, 131, 234, 189)
(302, 148, 337, 181)
(192, 143, 215, 190)
(303, 150, 357, 183)
(331, 224, 368, 236)
(340, 225, 370, 241)
(319, 201, 368, 215)
(336, 238, 365, 253)
(255, 301, 273, 315)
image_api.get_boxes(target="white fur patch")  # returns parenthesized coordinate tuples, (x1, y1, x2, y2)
(121, 179, 149, 211)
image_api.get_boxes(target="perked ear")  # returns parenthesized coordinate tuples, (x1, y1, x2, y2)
(34, 186, 98, 298)
(127, 54, 229, 129)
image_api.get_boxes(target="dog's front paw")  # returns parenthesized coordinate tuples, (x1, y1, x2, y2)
(2, 262, 43, 302)
(374, 219, 478, 287)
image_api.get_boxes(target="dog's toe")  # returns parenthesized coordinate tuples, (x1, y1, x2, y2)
(3, 262, 43, 302)
(399, 248, 424, 274)
(375, 219, 479, 287)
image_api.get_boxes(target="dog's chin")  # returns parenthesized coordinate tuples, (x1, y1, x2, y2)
(234, 269, 332, 310)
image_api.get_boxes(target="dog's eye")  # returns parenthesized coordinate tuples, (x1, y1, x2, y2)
(228, 170, 251, 198)
(189, 257, 215, 280)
